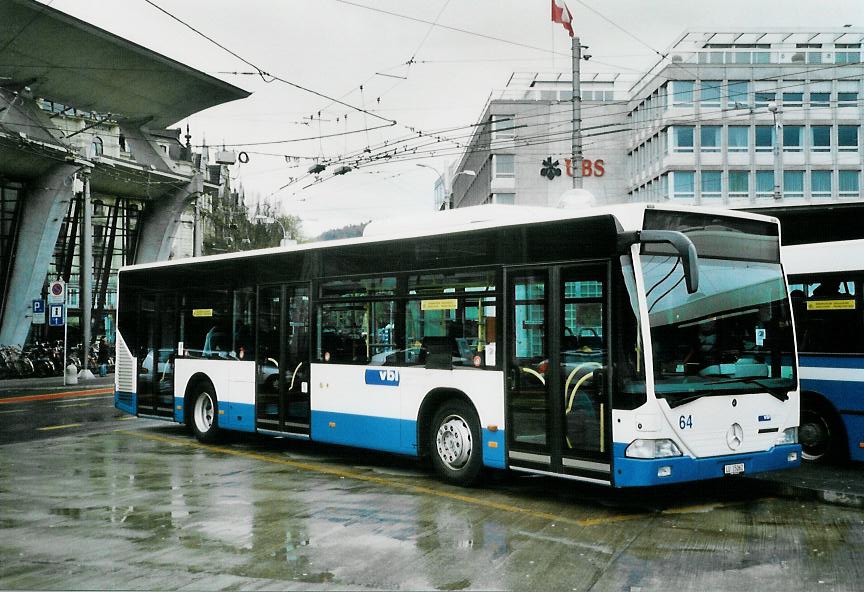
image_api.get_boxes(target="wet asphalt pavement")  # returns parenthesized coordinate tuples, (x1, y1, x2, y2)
(1, 380, 863, 590)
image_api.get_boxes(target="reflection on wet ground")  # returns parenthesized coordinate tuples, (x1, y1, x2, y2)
(1, 423, 863, 591)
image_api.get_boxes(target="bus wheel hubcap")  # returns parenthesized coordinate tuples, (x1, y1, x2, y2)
(436, 415, 472, 470)
(196, 393, 214, 432)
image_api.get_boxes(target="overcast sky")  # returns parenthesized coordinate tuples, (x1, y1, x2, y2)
(42, 0, 863, 236)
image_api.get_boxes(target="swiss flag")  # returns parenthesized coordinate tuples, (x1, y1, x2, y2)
(551, 0, 574, 37)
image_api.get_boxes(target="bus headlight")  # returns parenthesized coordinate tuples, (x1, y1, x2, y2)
(776, 427, 798, 445)
(625, 438, 683, 459)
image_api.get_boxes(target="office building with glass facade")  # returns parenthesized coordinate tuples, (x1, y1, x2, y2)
(451, 30, 863, 210)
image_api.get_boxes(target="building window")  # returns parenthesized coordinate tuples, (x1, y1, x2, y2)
(492, 193, 515, 205)
(728, 170, 749, 198)
(672, 81, 694, 106)
(701, 171, 721, 198)
(89, 136, 103, 158)
(836, 51, 861, 64)
(700, 81, 721, 107)
(807, 52, 823, 64)
(838, 81, 859, 107)
(752, 52, 770, 64)
(756, 170, 775, 198)
(491, 115, 515, 140)
(672, 126, 694, 153)
(783, 170, 804, 198)
(728, 126, 749, 152)
(673, 171, 695, 199)
(727, 81, 749, 107)
(811, 171, 832, 198)
(755, 126, 774, 152)
(754, 91, 775, 107)
(783, 126, 803, 152)
(492, 154, 515, 178)
(809, 90, 831, 108)
(700, 126, 721, 152)
(783, 83, 804, 107)
(838, 126, 859, 152)
(839, 170, 860, 198)
(811, 126, 831, 153)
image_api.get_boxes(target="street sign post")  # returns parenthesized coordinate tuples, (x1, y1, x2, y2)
(49, 304, 65, 327)
(32, 299, 45, 325)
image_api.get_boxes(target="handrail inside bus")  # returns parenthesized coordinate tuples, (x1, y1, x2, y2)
(618, 230, 700, 294)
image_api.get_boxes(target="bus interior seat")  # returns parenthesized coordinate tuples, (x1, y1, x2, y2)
(421, 336, 458, 370)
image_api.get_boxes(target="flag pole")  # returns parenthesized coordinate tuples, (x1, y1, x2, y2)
(572, 35, 582, 189)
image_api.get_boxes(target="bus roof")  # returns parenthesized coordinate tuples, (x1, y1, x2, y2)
(782, 239, 864, 276)
(120, 203, 780, 273)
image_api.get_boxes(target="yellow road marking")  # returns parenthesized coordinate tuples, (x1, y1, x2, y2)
(37, 423, 82, 431)
(116, 416, 138, 421)
(118, 430, 646, 528)
(0, 409, 25, 414)
(57, 402, 91, 408)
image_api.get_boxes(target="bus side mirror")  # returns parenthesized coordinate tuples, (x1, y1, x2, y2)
(618, 230, 700, 294)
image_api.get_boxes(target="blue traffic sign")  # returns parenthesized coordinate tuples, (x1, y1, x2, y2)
(33, 299, 45, 314)
(49, 304, 65, 327)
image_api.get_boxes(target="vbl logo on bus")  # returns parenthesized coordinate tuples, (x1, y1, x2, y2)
(365, 368, 400, 387)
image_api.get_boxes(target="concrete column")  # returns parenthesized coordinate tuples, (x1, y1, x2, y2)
(135, 173, 202, 264)
(80, 171, 93, 373)
(0, 163, 79, 347)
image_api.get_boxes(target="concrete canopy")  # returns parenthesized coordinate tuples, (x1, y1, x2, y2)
(0, 0, 250, 129)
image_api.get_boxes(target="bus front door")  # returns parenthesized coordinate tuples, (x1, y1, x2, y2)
(506, 264, 611, 484)
(136, 292, 177, 419)
(256, 283, 311, 435)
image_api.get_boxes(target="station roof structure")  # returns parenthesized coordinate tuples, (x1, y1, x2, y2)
(0, 0, 250, 129)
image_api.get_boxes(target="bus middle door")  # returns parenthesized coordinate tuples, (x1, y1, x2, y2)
(256, 283, 311, 435)
(505, 264, 612, 484)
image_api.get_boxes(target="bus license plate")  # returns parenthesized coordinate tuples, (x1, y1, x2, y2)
(724, 463, 745, 475)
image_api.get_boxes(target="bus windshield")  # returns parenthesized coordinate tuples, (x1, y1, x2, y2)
(639, 212, 796, 406)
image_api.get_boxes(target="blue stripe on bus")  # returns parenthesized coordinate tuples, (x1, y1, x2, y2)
(310, 410, 508, 468)
(611, 442, 800, 487)
(174, 396, 184, 424)
(311, 411, 414, 455)
(482, 428, 506, 469)
(800, 377, 864, 414)
(799, 355, 864, 369)
(115, 390, 136, 415)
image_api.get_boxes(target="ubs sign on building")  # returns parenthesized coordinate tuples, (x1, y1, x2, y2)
(450, 72, 629, 209)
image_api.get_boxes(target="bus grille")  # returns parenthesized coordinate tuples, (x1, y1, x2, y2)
(115, 334, 137, 393)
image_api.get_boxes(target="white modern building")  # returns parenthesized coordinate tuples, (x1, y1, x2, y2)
(451, 29, 864, 210)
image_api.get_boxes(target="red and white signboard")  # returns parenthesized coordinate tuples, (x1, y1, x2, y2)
(48, 280, 66, 305)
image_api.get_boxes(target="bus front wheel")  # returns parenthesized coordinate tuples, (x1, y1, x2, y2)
(430, 400, 483, 486)
(799, 400, 844, 463)
(192, 388, 220, 443)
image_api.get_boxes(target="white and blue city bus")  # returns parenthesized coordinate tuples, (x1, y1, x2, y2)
(783, 239, 864, 463)
(114, 203, 800, 487)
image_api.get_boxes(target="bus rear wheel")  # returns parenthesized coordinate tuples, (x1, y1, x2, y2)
(191, 388, 220, 443)
(430, 400, 483, 486)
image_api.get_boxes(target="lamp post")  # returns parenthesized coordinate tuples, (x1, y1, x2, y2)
(768, 102, 783, 200)
(255, 215, 294, 247)
(416, 164, 476, 209)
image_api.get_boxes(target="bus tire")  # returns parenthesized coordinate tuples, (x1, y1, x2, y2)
(191, 388, 220, 444)
(429, 399, 483, 486)
(799, 397, 845, 463)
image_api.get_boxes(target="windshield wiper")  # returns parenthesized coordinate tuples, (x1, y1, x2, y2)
(707, 376, 790, 402)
